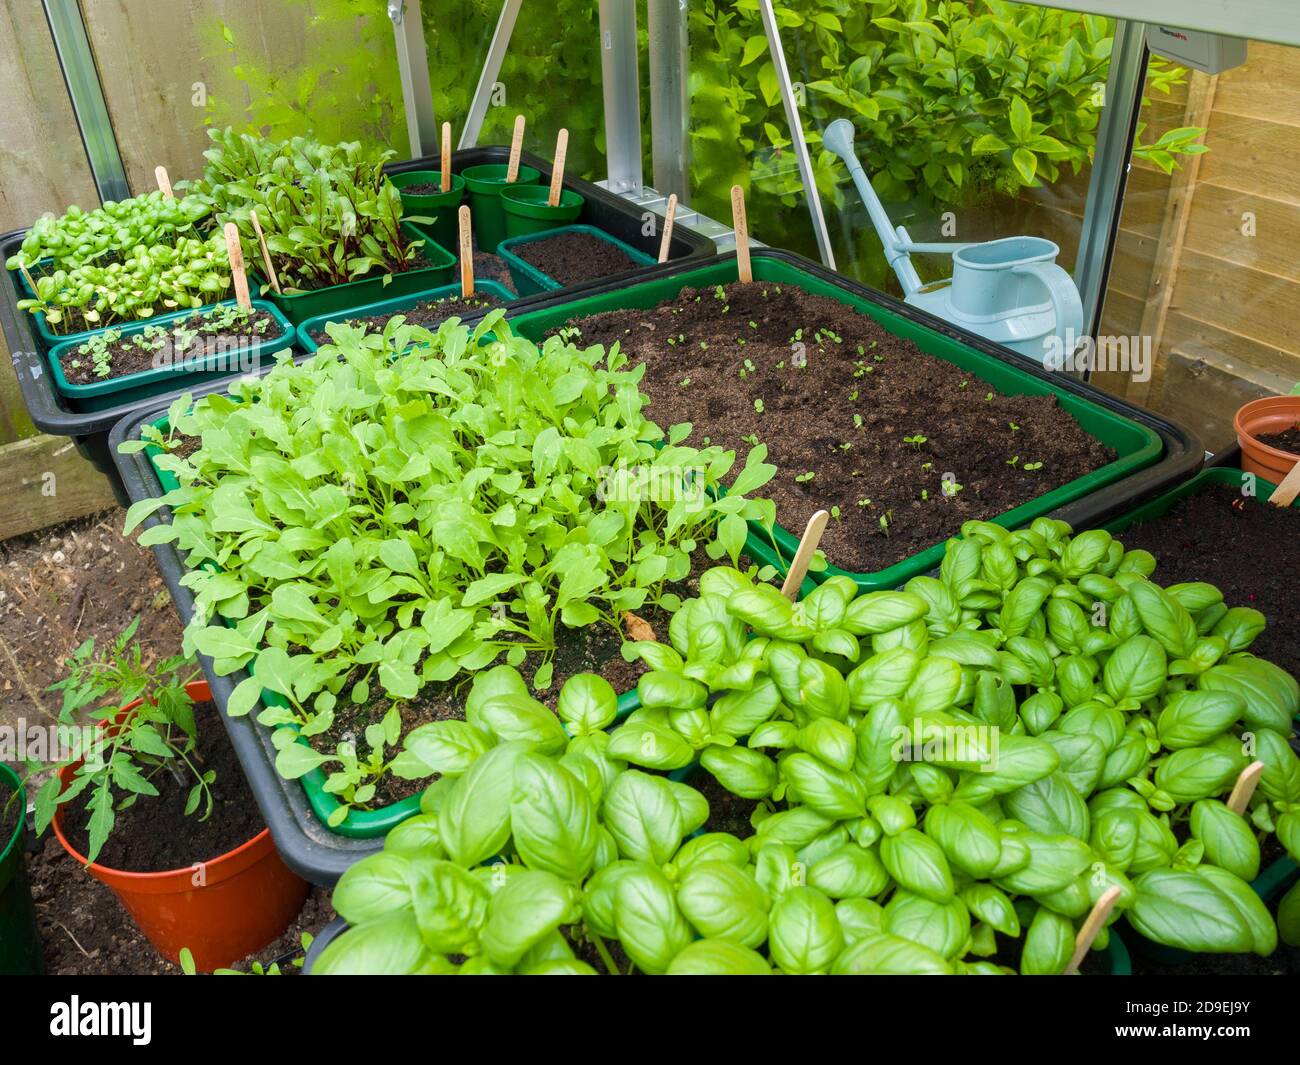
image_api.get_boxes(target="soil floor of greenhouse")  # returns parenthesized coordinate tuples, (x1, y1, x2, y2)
(0, 508, 184, 734)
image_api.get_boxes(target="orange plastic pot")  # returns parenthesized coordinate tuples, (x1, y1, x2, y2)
(50, 680, 308, 970)
(1234, 395, 1300, 481)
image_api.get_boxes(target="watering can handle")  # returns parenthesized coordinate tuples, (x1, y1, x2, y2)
(1011, 261, 1083, 350)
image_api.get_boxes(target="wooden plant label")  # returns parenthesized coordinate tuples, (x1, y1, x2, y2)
(506, 115, 526, 182)
(155, 165, 173, 199)
(1064, 885, 1123, 975)
(1227, 760, 1266, 814)
(1268, 460, 1300, 507)
(441, 121, 453, 192)
(459, 205, 474, 298)
(17, 261, 37, 297)
(731, 184, 752, 283)
(781, 510, 829, 600)
(249, 210, 281, 295)
(223, 222, 252, 310)
(657, 193, 678, 264)
(548, 129, 569, 207)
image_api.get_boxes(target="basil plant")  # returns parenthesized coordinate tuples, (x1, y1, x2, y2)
(313, 667, 959, 975)
(603, 518, 1299, 963)
(122, 313, 775, 821)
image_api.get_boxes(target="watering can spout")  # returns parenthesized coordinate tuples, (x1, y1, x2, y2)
(823, 118, 856, 160)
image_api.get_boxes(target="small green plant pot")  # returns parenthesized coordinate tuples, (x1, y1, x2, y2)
(0, 763, 43, 975)
(497, 225, 656, 296)
(295, 279, 517, 353)
(392, 171, 466, 252)
(46, 299, 295, 413)
(254, 222, 456, 326)
(500, 185, 585, 243)
(461, 164, 542, 253)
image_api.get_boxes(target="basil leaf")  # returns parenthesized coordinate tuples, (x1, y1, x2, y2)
(667, 938, 772, 975)
(612, 862, 694, 975)
(767, 886, 844, 974)
(480, 870, 582, 967)
(675, 860, 770, 948)
(831, 932, 954, 974)
(510, 751, 598, 883)
(602, 770, 685, 865)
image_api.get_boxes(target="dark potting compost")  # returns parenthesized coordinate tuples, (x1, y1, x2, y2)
(515, 230, 640, 287)
(61, 701, 262, 872)
(1256, 424, 1300, 454)
(309, 292, 505, 345)
(0, 778, 19, 852)
(556, 282, 1115, 573)
(58, 306, 281, 385)
(1115, 483, 1300, 680)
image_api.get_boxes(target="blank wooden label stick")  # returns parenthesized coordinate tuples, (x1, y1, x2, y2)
(155, 165, 173, 199)
(459, 205, 474, 299)
(223, 222, 252, 310)
(1228, 761, 1266, 815)
(249, 210, 281, 295)
(657, 193, 678, 264)
(731, 184, 752, 283)
(441, 122, 452, 192)
(506, 115, 526, 182)
(17, 261, 37, 295)
(781, 510, 829, 600)
(548, 129, 569, 207)
(1268, 460, 1300, 507)
(1065, 886, 1122, 975)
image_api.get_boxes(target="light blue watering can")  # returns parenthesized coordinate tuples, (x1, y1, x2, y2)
(823, 118, 1082, 361)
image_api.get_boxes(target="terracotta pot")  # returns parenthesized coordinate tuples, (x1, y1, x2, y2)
(1234, 395, 1300, 481)
(51, 680, 308, 970)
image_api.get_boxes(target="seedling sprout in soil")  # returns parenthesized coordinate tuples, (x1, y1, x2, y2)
(550, 281, 1114, 573)
(60, 303, 275, 385)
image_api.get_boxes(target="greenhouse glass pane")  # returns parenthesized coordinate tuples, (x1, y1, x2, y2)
(1093, 41, 1300, 450)
(687, 2, 1163, 305)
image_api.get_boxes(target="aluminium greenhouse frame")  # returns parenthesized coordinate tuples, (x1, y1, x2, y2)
(34, 0, 1219, 340)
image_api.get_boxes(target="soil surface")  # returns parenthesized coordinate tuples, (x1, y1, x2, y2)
(309, 292, 505, 345)
(694, 770, 758, 839)
(291, 249, 440, 293)
(60, 701, 263, 872)
(1256, 424, 1300, 453)
(1115, 483, 1299, 680)
(59, 308, 281, 385)
(0, 509, 184, 731)
(400, 182, 443, 195)
(515, 230, 639, 287)
(556, 282, 1115, 573)
(474, 250, 517, 294)
(28, 829, 334, 974)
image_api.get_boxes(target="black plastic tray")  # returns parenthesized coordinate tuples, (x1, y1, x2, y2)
(4, 146, 713, 477)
